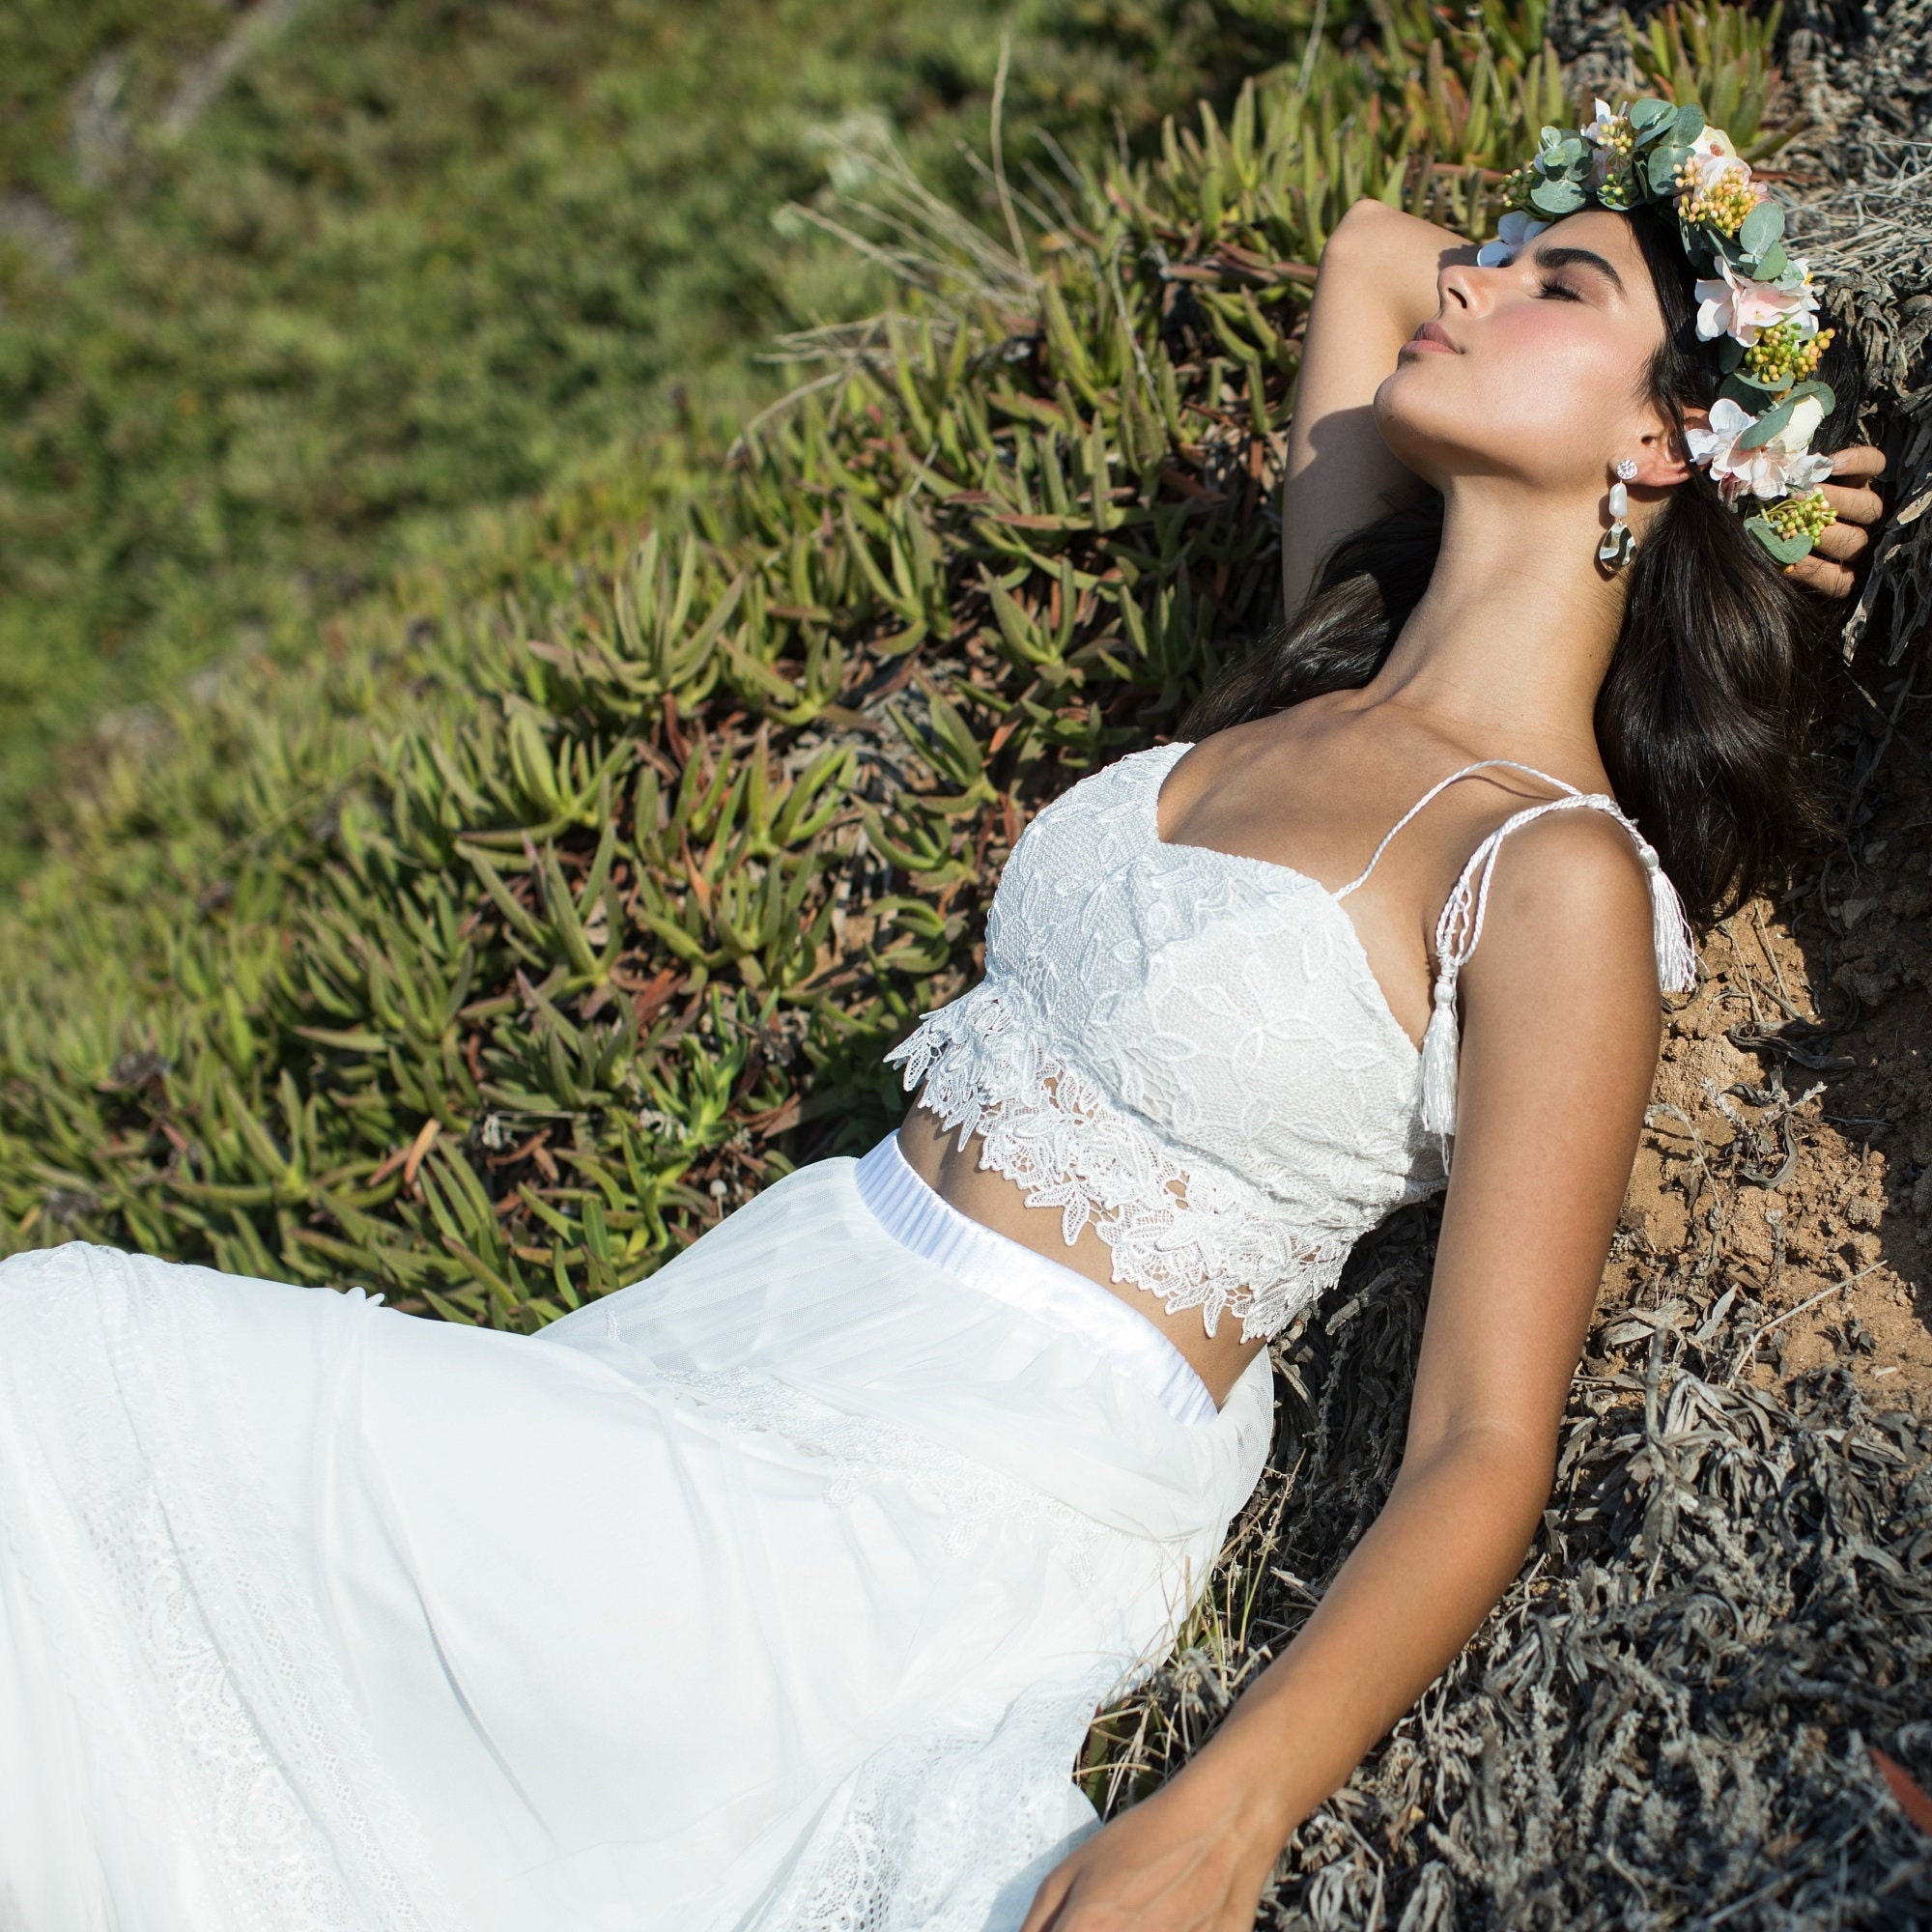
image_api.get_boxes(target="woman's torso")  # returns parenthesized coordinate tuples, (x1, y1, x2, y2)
(895, 707, 1656, 1406)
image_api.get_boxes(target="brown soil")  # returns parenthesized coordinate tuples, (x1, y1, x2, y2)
(1609, 671, 1932, 1416)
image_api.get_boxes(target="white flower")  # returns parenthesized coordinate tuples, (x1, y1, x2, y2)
(1685, 394, 1834, 503)
(1579, 98, 1632, 185)
(1683, 123, 1747, 193)
(1475, 209, 1551, 268)
(1580, 98, 1626, 144)
(1693, 257, 1820, 346)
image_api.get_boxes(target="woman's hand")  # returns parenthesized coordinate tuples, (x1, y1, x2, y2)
(1019, 1774, 1277, 1932)
(1788, 443, 1888, 598)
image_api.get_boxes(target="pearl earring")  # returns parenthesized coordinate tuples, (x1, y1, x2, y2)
(1599, 457, 1639, 569)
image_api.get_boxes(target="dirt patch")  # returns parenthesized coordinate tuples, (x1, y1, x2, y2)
(1609, 671, 1932, 1421)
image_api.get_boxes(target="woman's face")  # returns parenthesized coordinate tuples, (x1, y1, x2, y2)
(1375, 208, 1678, 497)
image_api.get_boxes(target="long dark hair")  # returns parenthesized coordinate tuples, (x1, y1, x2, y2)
(1182, 200, 1864, 924)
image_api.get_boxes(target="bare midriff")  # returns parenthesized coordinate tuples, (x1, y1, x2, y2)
(893, 1099, 1267, 1409)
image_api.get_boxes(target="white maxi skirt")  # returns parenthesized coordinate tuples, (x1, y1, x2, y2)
(0, 1135, 1273, 1932)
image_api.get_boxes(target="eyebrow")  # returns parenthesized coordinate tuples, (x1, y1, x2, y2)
(1530, 242, 1625, 294)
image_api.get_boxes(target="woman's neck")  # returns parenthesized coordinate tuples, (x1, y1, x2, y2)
(1361, 478, 1625, 765)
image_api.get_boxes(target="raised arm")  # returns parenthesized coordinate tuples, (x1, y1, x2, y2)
(1279, 198, 1479, 617)
(1021, 810, 1661, 1931)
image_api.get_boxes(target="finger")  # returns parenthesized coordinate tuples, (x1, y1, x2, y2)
(1828, 444, 1888, 483)
(1812, 517, 1869, 563)
(1787, 554, 1858, 599)
(1820, 479, 1885, 528)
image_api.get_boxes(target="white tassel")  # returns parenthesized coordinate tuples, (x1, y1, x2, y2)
(1417, 978, 1461, 1142)
(1635, 839, 1698, 993)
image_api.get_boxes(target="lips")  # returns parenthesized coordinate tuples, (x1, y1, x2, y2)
(1404, 318, 1460, 354)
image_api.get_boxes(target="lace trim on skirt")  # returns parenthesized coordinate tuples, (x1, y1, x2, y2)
(0, 1244, 453, 1932)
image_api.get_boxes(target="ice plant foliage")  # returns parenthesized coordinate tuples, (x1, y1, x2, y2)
(1481, 96, 1839, 564)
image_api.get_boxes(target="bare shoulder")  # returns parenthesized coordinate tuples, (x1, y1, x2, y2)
(1459, 805, 1662, 1028)
(1321, 194, 1407, 256)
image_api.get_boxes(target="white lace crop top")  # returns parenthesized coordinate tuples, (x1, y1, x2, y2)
(885, 742, 1697, 1345)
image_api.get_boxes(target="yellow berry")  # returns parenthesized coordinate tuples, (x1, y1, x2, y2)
(1742, 323, 1833, 384)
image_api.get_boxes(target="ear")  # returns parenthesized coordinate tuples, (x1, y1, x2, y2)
(1632, 405, 1702, 489)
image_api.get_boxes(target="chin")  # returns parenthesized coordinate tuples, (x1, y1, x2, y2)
(1372, 380, 1459, 485)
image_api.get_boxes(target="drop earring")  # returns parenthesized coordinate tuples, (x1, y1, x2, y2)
(1599, 457, 1639, 570)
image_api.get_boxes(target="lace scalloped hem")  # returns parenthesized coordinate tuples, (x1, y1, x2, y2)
(886, 985, 1354, 1345)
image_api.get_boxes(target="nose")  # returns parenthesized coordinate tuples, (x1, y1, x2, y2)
(1436, 260, 1481, 312)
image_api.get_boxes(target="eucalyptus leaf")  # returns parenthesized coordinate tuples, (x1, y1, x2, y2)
(1738, 398, 1796, 449)
(1746, 514, 1815, 565)
(1529, 177, 1586, 217)
(1702, 225, 1747, 270)
(1718, 335, 1746, 374)
(1739, 200, 1784, 256)
(1755, 240, 1789, 281)
(1674, 102, 1707, 144)
(1649, 147, 1685, 195)
(1719, 373, 1777, 406)
(1629, 97, 1675, 132)
(1784, 379, 1836, 414)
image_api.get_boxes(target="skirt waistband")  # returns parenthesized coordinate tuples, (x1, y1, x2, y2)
(853, 1132, 1219, 1428)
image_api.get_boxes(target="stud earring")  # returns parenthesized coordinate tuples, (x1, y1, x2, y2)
(1599, 457, 1639, 569)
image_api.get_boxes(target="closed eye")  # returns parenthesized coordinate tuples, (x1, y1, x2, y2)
(1538, 276, 1582, 301)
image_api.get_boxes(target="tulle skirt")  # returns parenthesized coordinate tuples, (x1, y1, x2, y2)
(0, 1137, 1273, 1932)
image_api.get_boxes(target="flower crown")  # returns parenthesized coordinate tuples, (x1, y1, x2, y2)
(1476, 97, 1837, 565)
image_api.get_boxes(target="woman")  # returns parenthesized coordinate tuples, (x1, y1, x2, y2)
(1009, 110, 1888, 1927)
(0, 103, 1889, 1932)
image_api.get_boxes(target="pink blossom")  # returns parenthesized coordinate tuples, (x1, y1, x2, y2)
(1693, 258, 1820, 347)
(1685, 395, 1834, 503)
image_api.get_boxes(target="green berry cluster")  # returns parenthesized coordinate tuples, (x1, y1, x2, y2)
(1743, 320, 1832, 384)
(1499, 162, 1537, 213)
(1595, 116, 1636, 156)
(1762, 489, 1837, 543)
(1673, 159, 1762, 236)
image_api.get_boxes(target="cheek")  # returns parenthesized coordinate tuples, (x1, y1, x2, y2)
(1378, 312, 1649, 478)
(1482, 309, 1640, 438)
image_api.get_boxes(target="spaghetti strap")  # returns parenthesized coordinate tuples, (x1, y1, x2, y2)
(1412, 786, 1699, 1157)
(1332, 758, 1578, 900)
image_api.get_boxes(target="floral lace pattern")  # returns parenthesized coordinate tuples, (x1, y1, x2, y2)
(890, 985, 1368, 1343)
(888, 740, 1703, 1347)
(742, 1663, 1115, 1932)
(888, 744, 1448, 1343)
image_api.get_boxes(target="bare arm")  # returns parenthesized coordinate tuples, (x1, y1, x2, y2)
(1022, 813, 1661, 1930)
(1279, 198, 1478, 618)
